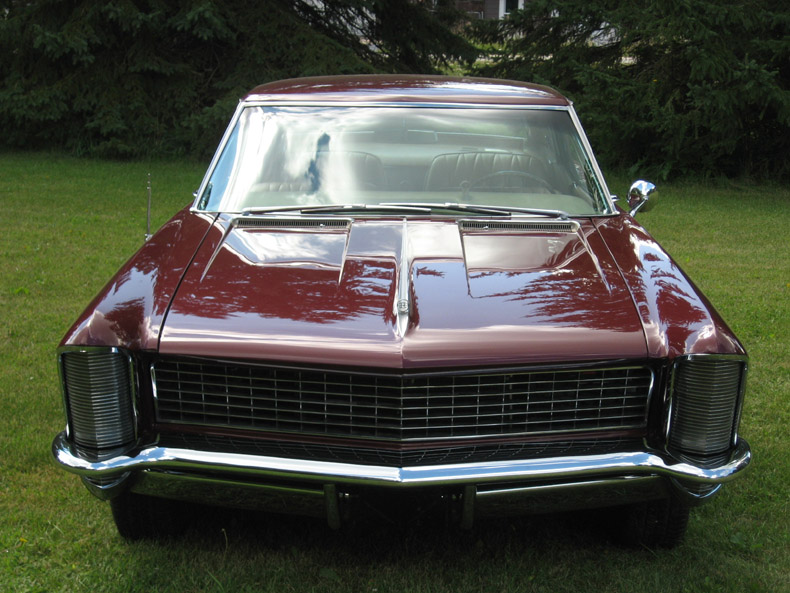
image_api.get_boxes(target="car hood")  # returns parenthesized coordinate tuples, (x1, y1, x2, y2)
(159, 215, 648, 368)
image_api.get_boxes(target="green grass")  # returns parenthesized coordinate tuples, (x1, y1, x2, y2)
(1, 153, 788, 592)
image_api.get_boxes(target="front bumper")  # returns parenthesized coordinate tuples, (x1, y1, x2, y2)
(52, 432, 751, 526)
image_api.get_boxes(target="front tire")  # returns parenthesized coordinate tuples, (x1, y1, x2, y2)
(616, 498, 690, 548)
(110, 492, 186, 540)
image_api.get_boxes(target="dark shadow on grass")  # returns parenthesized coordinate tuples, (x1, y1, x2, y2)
(165, 500, 621, 559)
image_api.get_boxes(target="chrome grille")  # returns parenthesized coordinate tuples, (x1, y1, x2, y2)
(153, 359, 652, 441)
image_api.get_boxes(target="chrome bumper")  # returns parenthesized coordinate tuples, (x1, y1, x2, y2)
(52, 432, 751, 524)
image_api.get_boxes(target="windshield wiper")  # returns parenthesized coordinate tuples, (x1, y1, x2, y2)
(381, 202, 570, 219)
(242, 203, 432, 215)
(241, 202, 570, 219)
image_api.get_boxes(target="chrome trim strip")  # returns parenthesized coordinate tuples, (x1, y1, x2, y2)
(52, 432, 751, 488)
(575, 223, 611, 294)
(567, 105, 615, 214)
(240, 101, 572, 110)
(668, 478, 723, 505)
(150, 360, 161, 425)
(132, 471, 329, 519)
(80, 473, 131, 501)
(192, 101, 246, 211)
(475, 476, 669, 515)
(395, 218, 410, 337)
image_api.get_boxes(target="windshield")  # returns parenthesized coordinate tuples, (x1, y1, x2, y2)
(197, 106, 610, 215)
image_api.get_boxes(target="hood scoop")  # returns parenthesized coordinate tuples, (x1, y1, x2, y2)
(234, 216, 352, 230)
(201, 215, 352, 281)
(459, 217, 611, 293)
(163, 217, 649, 366)
(459, 219, 580, 233)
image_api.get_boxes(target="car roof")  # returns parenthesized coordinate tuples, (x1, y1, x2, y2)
(243, 75, 569, 107)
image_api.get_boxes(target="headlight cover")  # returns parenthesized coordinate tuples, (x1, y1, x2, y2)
(667, 354, 747, 459)
(58, 347, 136, 453)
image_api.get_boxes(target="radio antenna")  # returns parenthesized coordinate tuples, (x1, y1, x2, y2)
(145, 173, 153, 241)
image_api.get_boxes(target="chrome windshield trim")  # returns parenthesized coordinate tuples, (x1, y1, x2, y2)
(240, 101, 572, 110)
(192, 100, 246, 211)
(53, 432, 751, 488)
(567, 104, 615, 214)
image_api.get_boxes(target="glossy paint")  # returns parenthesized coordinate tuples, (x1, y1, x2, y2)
(158, 214, 646, 367)
(243, 75, 569, 107)
(63, 205, 745, 369)
(60, 77, 744, 368)
(61, 207, 216, 350)
(594, 212, 745, 359)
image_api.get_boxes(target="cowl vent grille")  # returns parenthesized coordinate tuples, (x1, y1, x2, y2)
(459, 220, 579, 233)
(234, 217, 351, 230)
(153, 358, 653, 442)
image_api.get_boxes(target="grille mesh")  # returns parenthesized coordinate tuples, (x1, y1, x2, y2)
(153, 358, 652, 441)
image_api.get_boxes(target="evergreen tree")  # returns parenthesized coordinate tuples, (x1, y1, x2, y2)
(0, 0, 476, 157)
(471, 0, 790, 179)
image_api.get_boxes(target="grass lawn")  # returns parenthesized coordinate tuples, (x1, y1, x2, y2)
(1, 152, 787, 592)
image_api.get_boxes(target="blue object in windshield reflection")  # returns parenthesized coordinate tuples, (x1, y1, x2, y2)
(197, 106, 608, 215)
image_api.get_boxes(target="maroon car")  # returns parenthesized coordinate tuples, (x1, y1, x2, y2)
(52, 75, 750, 546)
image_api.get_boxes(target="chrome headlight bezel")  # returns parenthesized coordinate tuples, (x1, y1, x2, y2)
(57, 346, 138, 455)
(665, 354, 748, 460)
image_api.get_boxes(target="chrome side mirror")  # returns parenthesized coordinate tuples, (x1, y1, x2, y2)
(628, 180, 658, 216)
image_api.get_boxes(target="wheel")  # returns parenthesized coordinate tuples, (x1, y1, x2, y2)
(470, 170, 555, 193)
(616, 498, 690, 548)
(110, 492, 186, 540)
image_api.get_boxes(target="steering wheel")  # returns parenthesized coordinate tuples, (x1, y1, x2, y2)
(469, 170, 556, 193)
